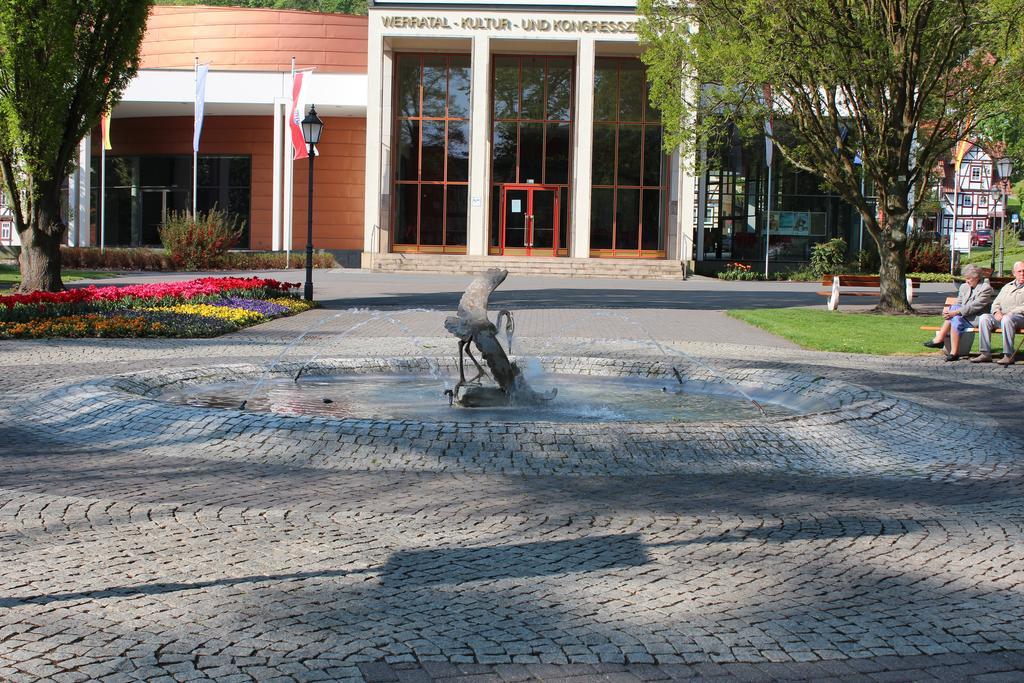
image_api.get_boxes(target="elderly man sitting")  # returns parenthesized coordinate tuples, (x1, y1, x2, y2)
(972, 260, 1024, 365)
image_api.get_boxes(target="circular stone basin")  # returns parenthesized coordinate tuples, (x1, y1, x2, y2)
(163, 373, 797, 423)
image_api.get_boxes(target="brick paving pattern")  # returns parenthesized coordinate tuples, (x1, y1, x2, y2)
(2, 289, 1023, 681)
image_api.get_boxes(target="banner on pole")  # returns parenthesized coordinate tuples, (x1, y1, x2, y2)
(289, 69, 314, 160)
(100, 113, 112, 151)
(193, 63, 209, 153)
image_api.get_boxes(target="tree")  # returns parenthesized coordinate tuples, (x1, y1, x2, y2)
(154, 0, 368, 16)
(640, 0, 1024, 311)
(0, 0, 152, 293)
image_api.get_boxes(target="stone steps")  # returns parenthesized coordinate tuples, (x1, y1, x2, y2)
(365, 253, 687, 280)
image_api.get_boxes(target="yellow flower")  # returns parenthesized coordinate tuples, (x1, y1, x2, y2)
(145, 304, 265, 326)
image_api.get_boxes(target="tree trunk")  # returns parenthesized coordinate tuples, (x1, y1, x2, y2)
(17, 199, 66, 293)
(876, 215, 912, 313)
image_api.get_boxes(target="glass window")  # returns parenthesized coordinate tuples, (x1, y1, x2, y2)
(519, 123, 543, 183)
(591, 188, 614, 249)
(392, 54, 471, 251)
(493, 122, 518, 183)
(545, 123, 570, 185)
(592, 125, 616, 186)
(420, 121, 446, 181)
(396, 56, 420, 117)
(447, 121, 469, 182)
(493, 56, 520, 120)
(590, 58, 665, 256)
(396, 120, 419, 181)
(419, 185, 444, 245)
(490, 55, 575, 253)
(594, 61, 618, 122)
(618, 61, 645, 122)
(617, 125, 643, 186)
(546, 58, 573, 121)
(448, 57, 471, 119)
(421, 56, 448, 118)
(90, 155, 250, 248)
(520, 57, 545, 121)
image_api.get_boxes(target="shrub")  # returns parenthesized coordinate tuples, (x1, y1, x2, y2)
(906, 235, 949, 273)
(716, 261, 763, 280)
(856, 248, 880, 273)
(159, 209, 242, 270)
(809, 238, 847, 277)
(223, 251, 337, 270)
(61, 247, 174, 271)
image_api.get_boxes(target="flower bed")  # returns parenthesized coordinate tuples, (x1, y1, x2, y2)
(0, 277, 313, 339)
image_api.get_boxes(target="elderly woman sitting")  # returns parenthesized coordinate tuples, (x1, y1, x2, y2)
(923, 264, 995, 361)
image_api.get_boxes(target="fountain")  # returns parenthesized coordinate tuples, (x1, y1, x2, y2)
(444, 268, 555, 408)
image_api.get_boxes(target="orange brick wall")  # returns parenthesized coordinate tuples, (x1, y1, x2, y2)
(94, 115, 366, 252)
(141, 6, 368, 73)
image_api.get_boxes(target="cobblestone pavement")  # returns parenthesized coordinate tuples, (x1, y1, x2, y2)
(2, 305, 1023, 682)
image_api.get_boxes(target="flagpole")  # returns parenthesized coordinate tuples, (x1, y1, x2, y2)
(100, 137, 106, 253)
(286, 56, 295, 268)
(764, 163, 773, 279)
(193, 56, 198, 217)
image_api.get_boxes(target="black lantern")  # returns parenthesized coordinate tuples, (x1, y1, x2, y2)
(301, 104, 324, 302)
(301, 104, 324, 146)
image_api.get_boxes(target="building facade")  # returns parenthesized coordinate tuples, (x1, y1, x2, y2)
(939, 142, 1008, 240)
(361, 0, 696, 272)
(53, 2, 874, 276)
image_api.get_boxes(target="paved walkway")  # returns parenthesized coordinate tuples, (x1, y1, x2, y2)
(1, 272, 1022, 682)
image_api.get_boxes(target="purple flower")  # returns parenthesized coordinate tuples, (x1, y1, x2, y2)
(208, 297, 290, 317)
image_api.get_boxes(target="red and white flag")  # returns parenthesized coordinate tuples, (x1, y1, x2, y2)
(289, 69, 314, 160)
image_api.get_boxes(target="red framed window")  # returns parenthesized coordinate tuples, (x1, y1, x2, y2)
(392, 54, 471, 253)
(590, 57, 667, 258)
(489, 55, 574, 256)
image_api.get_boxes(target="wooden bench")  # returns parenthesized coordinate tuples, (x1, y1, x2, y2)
(818, 274, 921, 311)
(920, 296, 1024, 357)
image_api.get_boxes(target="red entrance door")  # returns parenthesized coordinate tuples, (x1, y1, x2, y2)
(499, 185, 560, 256)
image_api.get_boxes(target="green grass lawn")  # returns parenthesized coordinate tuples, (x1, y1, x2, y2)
(728, 307, 1011, 355)
(0, 264, 116, 287)
(962, 244, 1024, 267)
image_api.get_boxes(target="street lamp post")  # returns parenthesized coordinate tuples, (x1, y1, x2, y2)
(990, 184, 1001, 275)
(300, 104, 324, 302)
(991, 156, 1014, 276)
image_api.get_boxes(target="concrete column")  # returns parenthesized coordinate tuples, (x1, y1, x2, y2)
(570, 37, 595, 259)
(378, 48, 394, 254)
(272, 97, 285, 251)
(467, 35, 491, 257)
(363, 27, 385, 257)
(677, 147, 697, 266)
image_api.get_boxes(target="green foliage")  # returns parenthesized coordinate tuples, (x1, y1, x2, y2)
(159, 210, 242, 271)
(809, 238, 847, 277)
(906, 236, 950, 273)
(908, 272, 955, 283)
(153, 0, 367, 15)
(638, 0, 1024, 310)
(0, 0, 153, 290)
(716, 261, 763, 280)
(857, 248, 880, 273)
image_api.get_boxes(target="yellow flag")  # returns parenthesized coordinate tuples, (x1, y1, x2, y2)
(953, 115, 973, 168)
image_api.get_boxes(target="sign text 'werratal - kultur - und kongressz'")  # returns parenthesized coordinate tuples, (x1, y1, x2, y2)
(381, 15, 637, 33)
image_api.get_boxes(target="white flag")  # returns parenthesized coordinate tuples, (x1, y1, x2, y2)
(764, 119, 773, 168)
(193, 63, 209, 153)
